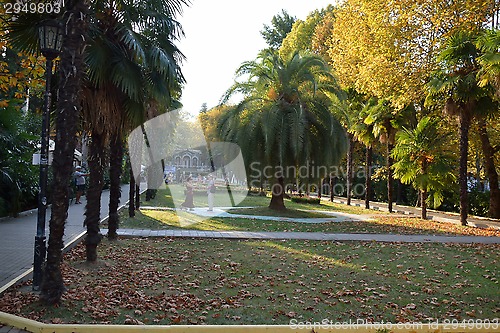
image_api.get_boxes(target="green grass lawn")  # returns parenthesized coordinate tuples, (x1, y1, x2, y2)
(111, 189, 500, 236)
(2, 238, 498, 325)
(113, 209, 499, 236)
(140, 187, 380, 216)
(227, 207, 335, 218)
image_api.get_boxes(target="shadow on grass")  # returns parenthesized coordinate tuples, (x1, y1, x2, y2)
(2, 238, 499, 325)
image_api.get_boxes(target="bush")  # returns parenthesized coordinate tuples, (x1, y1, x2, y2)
(290, 196, 320, 204)
(0, 102, 41, 217)
(468, 189, 489, 217)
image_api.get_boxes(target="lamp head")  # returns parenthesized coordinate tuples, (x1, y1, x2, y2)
(38, 20, 64, 60)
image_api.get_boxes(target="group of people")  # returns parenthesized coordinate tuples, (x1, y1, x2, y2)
(180, 175, 216, 212)
(73, 165, 217, 211)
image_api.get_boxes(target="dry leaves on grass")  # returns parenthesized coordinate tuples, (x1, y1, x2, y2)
(353, 217, 500, 237)
(0, 239, 498, 325)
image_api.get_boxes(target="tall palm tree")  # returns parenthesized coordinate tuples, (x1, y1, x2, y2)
(3, 0, 90, 304)
(331, 88, 365, 205)
(81, 0, 187, 252)
(427, 30, 494, 225)
(220, 50, 346, 210)
(476, 29, 500, 218)
(364, 98, 410, 213)
(392, 117, 456, 219)
(351, 97, 377, 209)
(42, 0, 88, 304)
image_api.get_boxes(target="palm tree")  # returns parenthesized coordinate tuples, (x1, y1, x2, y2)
(364, 98, 410, 213)
(331, 88, 365, 206)
(81, 0, 187, 252)
(220, 50, 346, 210)
(3, 0, 90, 304)
(392, 117, 456, 219)
(351, 97, 377, 209)
(476, 29, 500, 218)
(41, 0, 89, 304)
(427, 30, 494, 225)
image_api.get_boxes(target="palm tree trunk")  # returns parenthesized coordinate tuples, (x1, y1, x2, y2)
(421, 189, 428, 220)
(128, 160, 136, 217)
(107, 134, 124, 240)
(329, 175, 335, 202)
(365, 146, 372, 209)
(84, 131, 105, 262)
(135, 183, 140, 210)
(346, 133, 354, 205)
(459, 114, 471, 226)
(40, 0, 88, 305)
(477, 117, 500, 218)
(269, 176, 286, 211)
(387, 142, 394, 213)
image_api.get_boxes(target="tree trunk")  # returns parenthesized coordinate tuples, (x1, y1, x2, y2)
(421, 189, 428, 220)
(458, 114, 471, 226)
(396, 179, 402, 204)
(346, 133, 354, 205)
(135, 183, 140, 210)
(269, 176, 286, 211)
(107, 134, 124, 240)
(387, 142, 394, 213)
(84, 131, 105, 262)
(128, 160, 135, 217)
(477, 117, 500, 218)
(40, 0, 88, 305)
(365, 146, 372, 209)
(329, 175, 335, 202)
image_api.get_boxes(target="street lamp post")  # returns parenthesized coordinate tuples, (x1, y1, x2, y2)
(33, 20, 63, 291)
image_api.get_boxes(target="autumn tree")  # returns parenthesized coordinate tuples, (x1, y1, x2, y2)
(260, 10, 296, 49)
(279, 6, 335, 59)
(327, 0, 498, 107)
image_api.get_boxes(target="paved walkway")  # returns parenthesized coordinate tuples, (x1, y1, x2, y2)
(0, 183, 138, 294)
(0, 324, 29, 333)
(104, 228, 500, 244)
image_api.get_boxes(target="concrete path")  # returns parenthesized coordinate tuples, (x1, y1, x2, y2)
(0, 183, 137, 294)
(103, 228, 500, 244)
(0, 324, 29, 333)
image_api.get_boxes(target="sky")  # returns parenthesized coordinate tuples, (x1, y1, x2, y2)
(176, 0, 336, 117)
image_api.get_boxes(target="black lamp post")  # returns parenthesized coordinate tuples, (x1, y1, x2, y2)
(33, 20, 63, 291)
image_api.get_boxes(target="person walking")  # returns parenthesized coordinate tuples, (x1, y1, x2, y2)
(74, 165, 88, 204)
(207, 175, 215, 212)
(181, 176, 195, 211)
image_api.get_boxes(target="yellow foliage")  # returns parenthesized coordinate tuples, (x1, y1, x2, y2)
(326, 0, 497, 107)
(267, 87, 278, 100)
